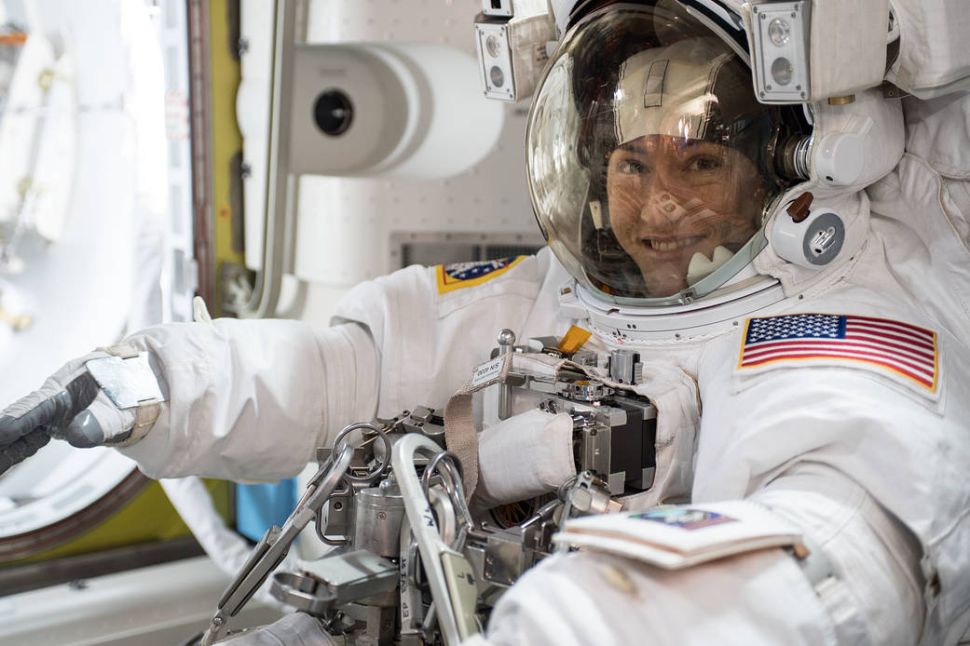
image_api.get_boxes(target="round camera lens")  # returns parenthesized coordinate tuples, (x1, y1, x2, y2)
(768, 18, 791, 46)
(485, 34, 503, 58)
(490, 65, 505, 88)
(313, 89, 354, 136)
(771, 57, 793, 86)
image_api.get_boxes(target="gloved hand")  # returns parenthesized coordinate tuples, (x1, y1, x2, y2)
(0, 351, 141, 475)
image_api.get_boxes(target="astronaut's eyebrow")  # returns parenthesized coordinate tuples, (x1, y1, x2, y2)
(677, 139, 717, 151)
(616, 140, 648, 154)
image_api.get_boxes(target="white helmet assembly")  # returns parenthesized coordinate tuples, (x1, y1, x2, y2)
(527, 0, 813, 307)
(473, 0, 968, 337)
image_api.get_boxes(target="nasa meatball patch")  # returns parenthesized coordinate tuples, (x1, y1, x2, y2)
(436, 256, 525, 294)
(736, 313, 940, 395)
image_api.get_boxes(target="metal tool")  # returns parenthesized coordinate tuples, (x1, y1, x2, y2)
(199, 422, 391, 645)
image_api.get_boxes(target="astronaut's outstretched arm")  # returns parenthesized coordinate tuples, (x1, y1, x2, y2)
(470, 465, 923, 646)
(116, 319, 379, 481)
(0, 317, 379, 482)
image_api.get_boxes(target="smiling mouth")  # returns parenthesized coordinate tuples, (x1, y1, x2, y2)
(641, 235, 706, 252)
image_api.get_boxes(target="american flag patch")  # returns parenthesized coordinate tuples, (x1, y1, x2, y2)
(738, 314, 939, 392)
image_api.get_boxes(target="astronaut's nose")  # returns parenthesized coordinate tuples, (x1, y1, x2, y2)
(640, 190, 691, 227)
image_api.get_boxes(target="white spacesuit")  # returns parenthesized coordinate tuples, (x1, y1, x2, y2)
(2, 0, 970, 644)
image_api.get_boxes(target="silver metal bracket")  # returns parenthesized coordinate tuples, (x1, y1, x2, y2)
(270, 551, 398, 616)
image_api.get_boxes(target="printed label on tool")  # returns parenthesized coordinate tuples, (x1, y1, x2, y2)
(472, 356, 506, 388)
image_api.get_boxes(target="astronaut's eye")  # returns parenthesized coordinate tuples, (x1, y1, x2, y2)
(617, 158, 648, 174)
(684, 155, 723, 172)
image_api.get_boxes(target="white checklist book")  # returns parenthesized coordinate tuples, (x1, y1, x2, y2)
(553, 501, 803, 569)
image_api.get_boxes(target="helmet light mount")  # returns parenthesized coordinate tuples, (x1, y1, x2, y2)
(473, 0, 557, 101)
(476, 0, 896, 107)
(748, 1, 811, 103)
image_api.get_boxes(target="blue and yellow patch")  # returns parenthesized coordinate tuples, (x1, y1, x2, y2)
(435, 256, 525, 294)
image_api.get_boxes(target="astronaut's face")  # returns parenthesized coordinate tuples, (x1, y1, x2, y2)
(606, 135, 766, 297)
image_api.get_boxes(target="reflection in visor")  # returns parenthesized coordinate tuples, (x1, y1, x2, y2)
(527, 3, 808, 304)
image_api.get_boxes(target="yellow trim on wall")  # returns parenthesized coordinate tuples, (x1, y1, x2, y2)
(4, 480, 231, 566)
(210, 0, 246, 317)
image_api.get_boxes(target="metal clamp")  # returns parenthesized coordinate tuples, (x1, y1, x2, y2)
(421, 451, 475, 552)
(200, 429, 362, 645)
(313, 422, 394, 546)
(557, 472, 621, 521)
(315, 476, 354, 546)
(270, 550, 398, 617)
(331, 421, 393, 485)
(271, 572, 340, 617)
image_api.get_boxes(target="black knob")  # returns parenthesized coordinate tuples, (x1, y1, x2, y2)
(313, 89, 354, 136)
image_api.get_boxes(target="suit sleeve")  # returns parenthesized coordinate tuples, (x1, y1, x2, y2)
(117, 318, 379, 481)
(465, 462, 922, 646)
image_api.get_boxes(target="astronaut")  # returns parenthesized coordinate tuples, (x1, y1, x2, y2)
(2, 0, 970, 644)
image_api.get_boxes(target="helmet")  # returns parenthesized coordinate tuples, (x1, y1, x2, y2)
(527, 0, 810, 307)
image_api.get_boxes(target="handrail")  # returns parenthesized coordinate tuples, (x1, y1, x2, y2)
(237, 0, 303, 319)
